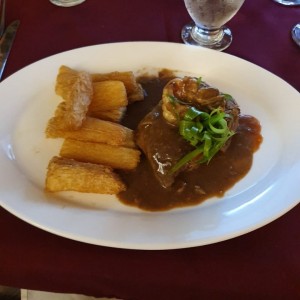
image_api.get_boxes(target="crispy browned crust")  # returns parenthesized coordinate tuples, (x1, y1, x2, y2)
(46, 113, 135, 148)
(55, 65, 93, 130)
(88, 107, 126, 123)
(45, 156, 126, 194)
(91, 71, 144, 102)
(60, 139, 141, 170)
(89, 81, 128, 111)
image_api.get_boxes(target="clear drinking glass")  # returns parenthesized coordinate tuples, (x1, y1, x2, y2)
(272, 0, 300, 5)
(49, 0, 86, 7)
(182, 0, 245, 51)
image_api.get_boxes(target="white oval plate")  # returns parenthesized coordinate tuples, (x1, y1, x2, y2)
(0, 42, 299, 250)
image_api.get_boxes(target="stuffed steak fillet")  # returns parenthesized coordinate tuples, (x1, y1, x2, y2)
(136, 76, 240, 188)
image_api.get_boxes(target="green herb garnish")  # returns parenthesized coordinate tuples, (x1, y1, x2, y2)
(170, 107, 235, 173)
(197, 76, 202, 85)
(222, 93, 234, 101)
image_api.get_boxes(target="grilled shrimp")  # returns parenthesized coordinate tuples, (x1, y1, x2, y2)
(162, 76, 226, 125)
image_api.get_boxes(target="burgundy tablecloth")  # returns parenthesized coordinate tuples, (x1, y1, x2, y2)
(1, 0, 300, 299)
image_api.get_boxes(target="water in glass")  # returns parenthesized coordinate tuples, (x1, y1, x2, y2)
(182, 0, 245, 51)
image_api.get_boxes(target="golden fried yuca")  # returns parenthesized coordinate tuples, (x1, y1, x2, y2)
(89, 81, 128, 112)
(45, 156, 126, 194)
(91, 71, 144, 102)
(55, 65, 93, 102)
(48, 102, 73, 131)
(60, 139, 141, 170)
(128, 83, 144, 102)
(55, 65, 93, 130)
(46, 115, 135, 148)
(53, 101, 67, 118)
(88, 107, 126, 122)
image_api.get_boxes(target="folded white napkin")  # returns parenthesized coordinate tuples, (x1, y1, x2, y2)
(21, 289, 121, 300)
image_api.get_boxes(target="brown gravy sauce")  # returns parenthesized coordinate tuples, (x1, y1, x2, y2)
(118, 74, 263, 211)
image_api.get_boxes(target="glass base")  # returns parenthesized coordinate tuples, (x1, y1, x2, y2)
(272, 0, 300, 6)
(292, 24, 300, 47)
(181, 22, 232, 51)
(49, 0, 86, 7)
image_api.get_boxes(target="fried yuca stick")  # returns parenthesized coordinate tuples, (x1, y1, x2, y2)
(45, 156, 126, 194)
(46, 115, 135, 148)
(88, 107, 126, 123)
(55, 65, 93, 130)
(60, 139, 141, 170)
(89, 81, 128, 112)
(91, 71, 144, 102)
